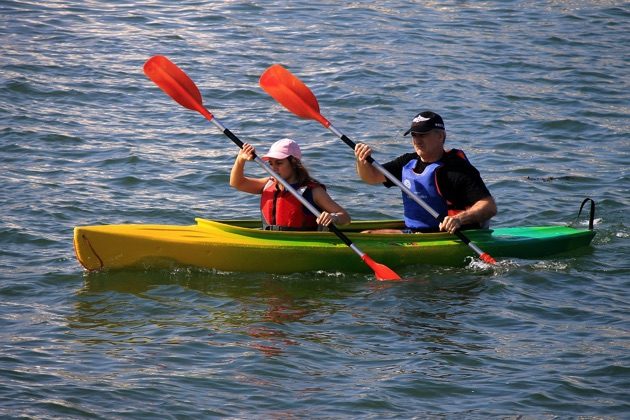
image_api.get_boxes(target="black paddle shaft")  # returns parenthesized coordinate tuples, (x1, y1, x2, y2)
(340, 134, 374, 165)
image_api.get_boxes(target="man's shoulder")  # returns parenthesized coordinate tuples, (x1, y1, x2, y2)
(442, 149, 476, 169)
(382, 153, 418, 185)
(392, 153, 419, 165)
(383, 152, 418, 169)
(443, 148, 467, 161)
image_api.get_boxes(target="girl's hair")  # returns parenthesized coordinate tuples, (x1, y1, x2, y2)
(288, 156, 319, 186)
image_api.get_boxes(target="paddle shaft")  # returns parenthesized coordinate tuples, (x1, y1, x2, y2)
(204, 115, 366, 256)
(258, 63, 494, 264)
(327, 124, 492, 260)
(144, 56, 401, 279)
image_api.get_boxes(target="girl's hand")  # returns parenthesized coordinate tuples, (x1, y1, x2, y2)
(316, 211, 339, 227)
(239, 143, 256, 161)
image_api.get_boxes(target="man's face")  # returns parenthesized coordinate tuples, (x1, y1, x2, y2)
(411, 129, 445, 160)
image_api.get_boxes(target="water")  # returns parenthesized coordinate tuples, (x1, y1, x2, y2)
(1, 1, 629, 417)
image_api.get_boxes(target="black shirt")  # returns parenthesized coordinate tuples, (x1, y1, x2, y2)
(382, 150, 491, 210)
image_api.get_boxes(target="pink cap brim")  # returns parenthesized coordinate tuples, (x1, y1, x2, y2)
(262, 152, 292, 160)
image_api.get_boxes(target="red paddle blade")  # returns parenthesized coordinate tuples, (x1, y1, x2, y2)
(259, 64, 330, 127)
(143, 56, 211, 118)
(361, 255, 402, 281)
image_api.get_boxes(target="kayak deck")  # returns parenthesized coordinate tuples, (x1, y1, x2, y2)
(73, 218, 595, 273)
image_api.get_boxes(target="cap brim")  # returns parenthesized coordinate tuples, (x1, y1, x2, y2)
(262, 152, 291, 160)
(404, 128, 432, 136)
(405, 127, 445, 136)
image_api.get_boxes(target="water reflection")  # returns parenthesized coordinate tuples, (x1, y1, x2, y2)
(70, 269, 364, 356)
(68, 266, 491, 360)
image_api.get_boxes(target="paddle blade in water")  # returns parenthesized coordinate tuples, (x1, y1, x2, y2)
(480, 253, 497, 265)
(259, 64, 330, 127)
(143, 55, 209, 117)
(361, 255, 402, 281)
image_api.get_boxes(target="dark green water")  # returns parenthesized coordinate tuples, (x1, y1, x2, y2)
(1, 1, 628, 417)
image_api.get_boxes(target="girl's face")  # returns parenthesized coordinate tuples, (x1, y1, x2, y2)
(267, 157, 296, 182)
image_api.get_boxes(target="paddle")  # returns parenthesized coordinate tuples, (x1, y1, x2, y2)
(143, 55, 401, 281)
(259, 64, 497, 265)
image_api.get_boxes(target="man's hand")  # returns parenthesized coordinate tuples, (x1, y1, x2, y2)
(439, 216, 462, 234)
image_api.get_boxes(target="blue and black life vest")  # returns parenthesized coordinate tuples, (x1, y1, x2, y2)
(402, 149, 469, 231)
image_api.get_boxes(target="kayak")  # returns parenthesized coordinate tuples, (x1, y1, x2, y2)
(73, 218, 595, 274)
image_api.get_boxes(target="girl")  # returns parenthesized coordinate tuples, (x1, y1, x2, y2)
(230, 138, 351, 230)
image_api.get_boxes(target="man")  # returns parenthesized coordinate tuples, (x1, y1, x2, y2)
(354, 111, 497, 234)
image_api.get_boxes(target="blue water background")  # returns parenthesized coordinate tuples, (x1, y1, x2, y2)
(1, 1, 629, 417)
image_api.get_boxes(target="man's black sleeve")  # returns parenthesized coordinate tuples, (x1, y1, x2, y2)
(438, 164, 492, 208)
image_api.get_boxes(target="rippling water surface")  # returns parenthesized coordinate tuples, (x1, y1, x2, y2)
(1, 1, 628, 417)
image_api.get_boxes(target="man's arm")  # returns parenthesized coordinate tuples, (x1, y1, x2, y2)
(354, 143, 387, 184)
(439, 196, 497, 234)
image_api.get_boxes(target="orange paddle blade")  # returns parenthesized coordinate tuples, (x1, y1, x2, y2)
(480, 253, 497, 265)
(259, 64, 330, 127)
(143, 56, 210, 118)
(361, 255, 402, 281)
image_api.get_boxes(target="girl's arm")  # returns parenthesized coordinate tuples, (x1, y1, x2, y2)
(312, 187, 351, 226)
(229, 143, 267, 194)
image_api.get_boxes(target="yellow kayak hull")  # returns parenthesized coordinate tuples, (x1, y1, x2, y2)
(73, 218, 595, 273)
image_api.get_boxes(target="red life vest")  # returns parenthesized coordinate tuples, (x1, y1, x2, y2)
(260, 179, 323, 230)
